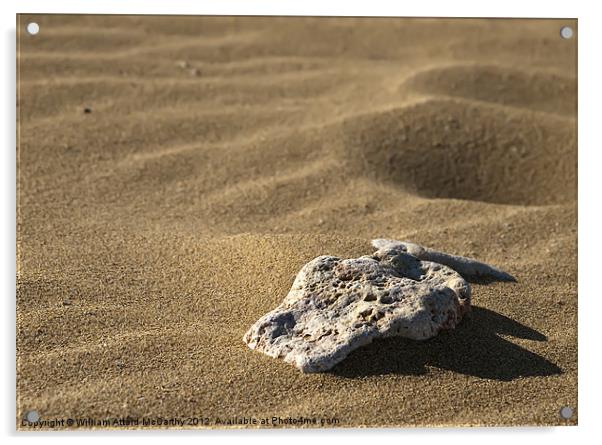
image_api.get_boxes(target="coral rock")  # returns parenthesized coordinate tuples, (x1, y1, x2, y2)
(243, 240, 490, 373)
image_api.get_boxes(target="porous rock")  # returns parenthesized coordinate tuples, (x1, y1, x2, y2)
(243, 240, 479, 373)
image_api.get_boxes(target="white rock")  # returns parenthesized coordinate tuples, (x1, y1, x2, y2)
(371, 239, 516, 282)
(243, 240, 482, 373)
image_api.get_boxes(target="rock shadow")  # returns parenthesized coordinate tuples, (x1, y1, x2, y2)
(330, 306, 561, 381)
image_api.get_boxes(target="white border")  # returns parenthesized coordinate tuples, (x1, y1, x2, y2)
(3, 1, 601, 444)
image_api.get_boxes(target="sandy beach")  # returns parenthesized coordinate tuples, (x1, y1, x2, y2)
(16, 15, 577, 427)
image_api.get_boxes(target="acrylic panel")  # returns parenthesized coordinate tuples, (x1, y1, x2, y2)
(16, 15, 577, 429)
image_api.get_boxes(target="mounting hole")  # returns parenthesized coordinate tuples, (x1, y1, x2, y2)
(559, 406, 573, 419)
(560, 26, 573, 39)
(26, 22, 39, 35)
(25, 410, 40, 423)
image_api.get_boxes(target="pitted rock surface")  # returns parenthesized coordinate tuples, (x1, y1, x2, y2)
(243, 241, 475, 373)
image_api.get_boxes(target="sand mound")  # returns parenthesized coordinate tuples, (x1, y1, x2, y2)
(342, 98, 576, 205)
(404, 64, 576, 115)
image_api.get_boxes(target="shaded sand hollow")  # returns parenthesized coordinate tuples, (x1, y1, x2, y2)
(16, 15, 577, 428)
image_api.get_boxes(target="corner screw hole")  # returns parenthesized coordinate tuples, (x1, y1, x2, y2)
(560, 26, 573, 39)
(25, 410, 40, 423)
(26, 22, 40, 35)
(559, 406, 573, 419)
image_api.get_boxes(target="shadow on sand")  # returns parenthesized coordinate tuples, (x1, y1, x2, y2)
(330, 306, 561, 381)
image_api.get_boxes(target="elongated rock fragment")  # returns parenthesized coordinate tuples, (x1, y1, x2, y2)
(371, 239, 516, 282)
(243, 240, 481, 373)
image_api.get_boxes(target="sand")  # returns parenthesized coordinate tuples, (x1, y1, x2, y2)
(16, 15, 577, 428)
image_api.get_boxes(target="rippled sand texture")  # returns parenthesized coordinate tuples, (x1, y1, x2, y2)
(17, 16, 577, 427)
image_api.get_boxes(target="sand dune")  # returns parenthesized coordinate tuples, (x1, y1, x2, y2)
(17, 16, 577, 427)
(405, 64, 576, 114)
(343, 97, 576, 205)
